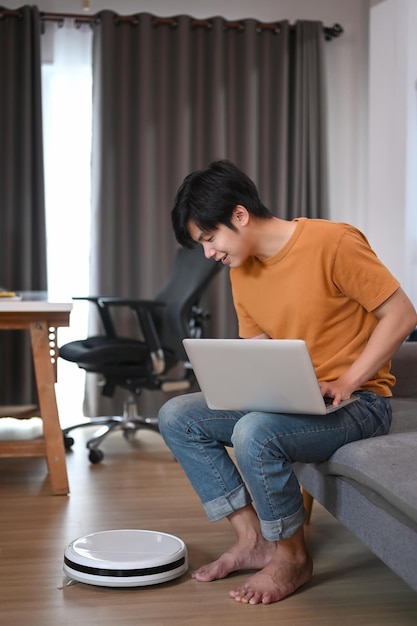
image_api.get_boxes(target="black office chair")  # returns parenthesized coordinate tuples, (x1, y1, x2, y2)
(60, 246, 222, 463)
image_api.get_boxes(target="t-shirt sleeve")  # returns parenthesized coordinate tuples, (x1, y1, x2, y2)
(332, 226, 400, 311)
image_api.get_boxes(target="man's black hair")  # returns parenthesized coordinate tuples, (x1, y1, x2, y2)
(171, 160, 273, 248)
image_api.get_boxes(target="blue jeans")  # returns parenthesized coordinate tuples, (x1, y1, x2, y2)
(158, 390, 392, 541)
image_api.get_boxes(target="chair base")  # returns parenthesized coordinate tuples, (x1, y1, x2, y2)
(62, 396, 160, 464)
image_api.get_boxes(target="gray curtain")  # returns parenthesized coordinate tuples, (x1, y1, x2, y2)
(0, 5, 47, 405)
(87, 11, 328, 417)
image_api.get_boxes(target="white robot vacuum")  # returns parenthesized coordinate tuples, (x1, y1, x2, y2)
(63, 529, 188, 587)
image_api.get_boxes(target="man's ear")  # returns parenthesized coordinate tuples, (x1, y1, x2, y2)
(232, 205, 250, 227)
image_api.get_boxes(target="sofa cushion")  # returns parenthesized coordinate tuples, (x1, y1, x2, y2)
(316, 399, 417, 525)
(391, 342, 417, 398)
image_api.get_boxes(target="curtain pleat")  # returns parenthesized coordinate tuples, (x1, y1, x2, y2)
(0, 6, 46, 405)
(87, 11, 329, 417)
(290, 21, 328, 218)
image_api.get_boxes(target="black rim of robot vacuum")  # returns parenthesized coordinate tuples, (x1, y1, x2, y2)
(64, 555, 186, 578)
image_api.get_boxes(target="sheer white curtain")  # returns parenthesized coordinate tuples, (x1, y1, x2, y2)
(41, 22, 93, 425)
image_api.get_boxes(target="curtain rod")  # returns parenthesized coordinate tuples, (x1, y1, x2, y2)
(0, 9, 343, 41)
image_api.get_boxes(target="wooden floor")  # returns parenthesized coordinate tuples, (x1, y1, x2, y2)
(1, 425, 417, 626)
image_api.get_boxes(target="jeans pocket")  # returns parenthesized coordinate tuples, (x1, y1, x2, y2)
(366, 393, 392, 437)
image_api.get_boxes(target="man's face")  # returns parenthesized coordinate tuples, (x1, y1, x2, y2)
(187, 219, 248, 268)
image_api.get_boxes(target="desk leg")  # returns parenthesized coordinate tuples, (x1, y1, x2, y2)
(30, 321, 69, 495)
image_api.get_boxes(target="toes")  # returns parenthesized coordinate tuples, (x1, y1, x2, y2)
(230, 587, 261, 604)
(233, 591, 253, 603)
(192, 569, 214, 582)
(249, 591, 266, 605)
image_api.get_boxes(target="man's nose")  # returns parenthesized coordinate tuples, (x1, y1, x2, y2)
(202, 242, 216, 259)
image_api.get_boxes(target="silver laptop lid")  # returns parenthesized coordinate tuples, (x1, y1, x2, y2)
(183, 338, 357, 415)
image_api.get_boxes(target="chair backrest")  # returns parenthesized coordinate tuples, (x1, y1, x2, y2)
(153, 246, 223, 361)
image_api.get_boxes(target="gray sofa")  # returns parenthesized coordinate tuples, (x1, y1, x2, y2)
(294, 341, 417, 592)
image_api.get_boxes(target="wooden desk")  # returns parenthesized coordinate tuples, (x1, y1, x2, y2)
(0, 293, 72, 495)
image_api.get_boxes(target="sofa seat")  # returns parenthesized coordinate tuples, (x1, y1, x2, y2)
(311, 398, 417, 527)
(294, 372, 417, 592)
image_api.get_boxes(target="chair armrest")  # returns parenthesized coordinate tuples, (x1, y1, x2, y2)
(72, 296, 116, 336)
(98, 298, 166, 366)
(98, 297, 164, 309)
(72, 296, 101, 303)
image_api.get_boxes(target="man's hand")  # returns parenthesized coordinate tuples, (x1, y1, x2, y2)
(319, 380, 354, 406)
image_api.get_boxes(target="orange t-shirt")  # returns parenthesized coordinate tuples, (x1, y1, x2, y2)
(230, 218, 400, 396)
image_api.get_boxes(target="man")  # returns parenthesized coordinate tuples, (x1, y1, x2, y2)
(158, 160, 417, 605)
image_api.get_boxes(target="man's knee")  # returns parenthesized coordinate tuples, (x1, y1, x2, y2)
(231, 412, 288, 459)
(158, 391, 204, 436)
(231, 413, 261, 451)
(158, 394, 186, 435)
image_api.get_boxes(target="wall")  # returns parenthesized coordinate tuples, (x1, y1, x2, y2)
(368, 0, 417, 301)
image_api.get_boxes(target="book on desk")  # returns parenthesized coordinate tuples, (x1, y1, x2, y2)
(0, 287, 22, 301)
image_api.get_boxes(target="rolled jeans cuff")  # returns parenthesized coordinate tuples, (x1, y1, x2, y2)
(260, 503, 307, 541)
(203, 484, 252, 522)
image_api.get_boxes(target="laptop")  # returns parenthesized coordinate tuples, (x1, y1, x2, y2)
(183, 338, 358, 415)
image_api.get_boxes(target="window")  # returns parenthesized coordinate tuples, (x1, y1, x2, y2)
(41, 22, 93, 425)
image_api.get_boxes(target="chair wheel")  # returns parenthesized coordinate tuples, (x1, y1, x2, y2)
(123, 428, 137, 442)
(64, 435, 75, 450)
(89, 448, 104, 464)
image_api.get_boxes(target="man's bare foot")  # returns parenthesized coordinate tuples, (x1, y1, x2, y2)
(192, 505, 313, 604)
(192, 534, 277, 582)
(229, 544, 313, 605)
